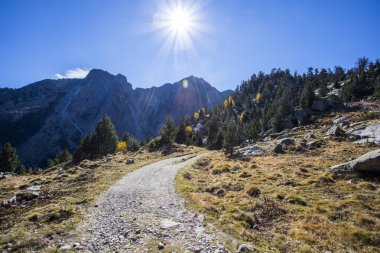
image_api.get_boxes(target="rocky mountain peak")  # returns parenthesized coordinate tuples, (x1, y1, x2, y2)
(0, 71, 232, 165)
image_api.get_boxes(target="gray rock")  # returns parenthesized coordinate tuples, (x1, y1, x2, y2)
(16, 192, 39, 201)
(294, 108, 311, 125)
(126, 159, 134, 164)
(312, 96, 341, 112)
(277, 138, 295, 146)
(26, 185, 41, 191)
(237, 144, 267, 157)
(306, 141, 321, 149)
(283, 116, 294, 129)
(325, 125, 345, 136)
(304, 132, 316, 139)
(273, 144, 284, 154)
(329, 149, 380, 174)
(158, 242, 165, 250)
(60, 244, 72, 250)
(350, 122, 380, 144)
(238, 244, 258, 252)
(333, 116, 349, 126)
(312, 100, 328, 112)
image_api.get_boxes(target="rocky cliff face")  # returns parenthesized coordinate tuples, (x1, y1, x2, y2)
(0, 69, 231, 165)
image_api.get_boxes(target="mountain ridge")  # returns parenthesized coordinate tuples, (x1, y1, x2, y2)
(0, 70, 232, 166)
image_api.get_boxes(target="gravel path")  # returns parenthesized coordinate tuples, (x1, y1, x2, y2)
(69, 154, 230, 252)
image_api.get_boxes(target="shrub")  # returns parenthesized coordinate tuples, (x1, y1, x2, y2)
(117, 141, 127, 152)
(147, 136, 162, 151)
(247, 187, 261, 198)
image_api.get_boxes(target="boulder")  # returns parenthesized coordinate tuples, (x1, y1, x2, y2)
(304, 132, 316, 139)
(294, 108, 311, 125)
(333, 116, 349, 126)
(126, 159, 134, 164)
(283, 116, 294, 129)
(237, 144, 267, 157)
(306, 141, 321, 149)
(312, 100, 328, 112)
(273, 144, 284, 154)
(238, 244, 258, 252)
(350, 122, 380, 144)
(312, 96, 342, 112)
(329, 149, 380, 174)
(16, 192, 39, 201)
(277, 138, 295, 146)
(325, 125, 345, 136)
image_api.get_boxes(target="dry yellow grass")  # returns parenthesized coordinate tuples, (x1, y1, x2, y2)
(0, 146, 200, 252)
(177, 131, 380, 252)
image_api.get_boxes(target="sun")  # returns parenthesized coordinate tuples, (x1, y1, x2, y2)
(168, 8, 192, 33)
(153, 1, 204, 51)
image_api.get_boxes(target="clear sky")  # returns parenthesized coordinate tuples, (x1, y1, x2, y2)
(0, 0, 380, 91)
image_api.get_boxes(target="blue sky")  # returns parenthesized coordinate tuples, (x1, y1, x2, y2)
(0, 0, 379, 91)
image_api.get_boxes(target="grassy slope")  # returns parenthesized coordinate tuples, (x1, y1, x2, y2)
(0, 147, 200, 252)
(177, 113, 380, 253)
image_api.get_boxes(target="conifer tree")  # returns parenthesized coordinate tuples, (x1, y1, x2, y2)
(299, 84, 315, 107)
(160, 116, 176, 146)
(73, 115, 118, 163)
(223, 120, 240, 156)
(175, 122, 187, 144)
(0, 142, 20, 173)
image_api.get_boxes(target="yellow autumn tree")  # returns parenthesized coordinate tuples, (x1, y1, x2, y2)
(256, 92, 262, 102)
(193, 112, 200, 120)
(185, 125, 193, 135)
(117, 141, 127, 152)
(231, 99, 236, 107)
(224, 99, 228, 108)
(239, 112, 246, 122)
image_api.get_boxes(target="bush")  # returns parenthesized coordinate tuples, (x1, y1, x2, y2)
(147, 136, 162, 151)
(247, 187, 261, 198)
(117, 141, 127, 152)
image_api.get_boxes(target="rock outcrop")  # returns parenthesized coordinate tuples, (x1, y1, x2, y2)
(329, 149, 380, 174)
(349, 122, 380, 144)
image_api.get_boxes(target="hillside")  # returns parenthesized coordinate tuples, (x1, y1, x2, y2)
(177, 108, 380, 252)
(0, 71, 231, 166)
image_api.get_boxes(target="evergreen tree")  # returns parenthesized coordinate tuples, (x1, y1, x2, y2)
(73, 115, 118, 163)
(223, 121, 240, 156)
(0, 142, 20, 173)
(122, 133, 140, 152)
(175, 122, 187, 144)
(56, 149, 72, 164)
(160, 116, 176, 146)
(299, 84, 315, 107)
(91, 115, 119, 156)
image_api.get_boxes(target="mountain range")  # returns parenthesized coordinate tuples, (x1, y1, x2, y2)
(0, 69, 231, 166)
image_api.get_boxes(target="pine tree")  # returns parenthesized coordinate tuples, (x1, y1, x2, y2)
(73, 115, 118, 163)
(0, 142, 20, 173)
(91, 115, 119, 156)
(160, 116, 176, 146)
(56, 149, 72, 164)
(122, 133, 140, 152)
(299, 84, 315, 107)
(175, 123, 187, 144)
(223, 121, 240, 156)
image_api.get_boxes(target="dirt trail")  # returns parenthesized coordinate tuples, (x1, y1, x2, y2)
(68, 154, 230, 252)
